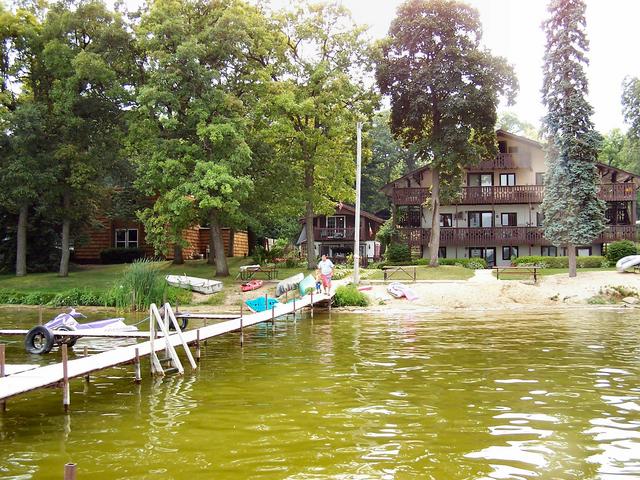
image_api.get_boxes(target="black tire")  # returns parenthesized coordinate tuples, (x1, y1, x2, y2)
(25, 326, 55, 355)
(55, 325, 78, 348)
(169, 317, 188, 331)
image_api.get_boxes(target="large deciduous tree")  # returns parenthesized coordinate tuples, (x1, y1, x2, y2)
(541, 0, 605, 278)
(130, 0, 270, 276)
(262, 2, 377, 269)
(376, 0, 516, 266)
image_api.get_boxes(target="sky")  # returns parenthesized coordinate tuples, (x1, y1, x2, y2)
(271, 0, 640, 134)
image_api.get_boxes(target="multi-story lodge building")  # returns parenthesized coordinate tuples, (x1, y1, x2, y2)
(381, 130, 638, 267)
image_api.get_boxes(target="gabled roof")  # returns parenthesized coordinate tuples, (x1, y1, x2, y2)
(597, 162, 640, 181)
(495, 129, 543, 148)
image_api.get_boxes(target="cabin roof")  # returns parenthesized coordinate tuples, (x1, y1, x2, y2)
(300, 204, 385, 225)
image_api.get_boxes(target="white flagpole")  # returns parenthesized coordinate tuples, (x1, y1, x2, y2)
(354, 122, 363, 284)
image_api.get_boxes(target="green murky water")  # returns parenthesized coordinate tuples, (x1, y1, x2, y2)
(1, 307, 639, 479)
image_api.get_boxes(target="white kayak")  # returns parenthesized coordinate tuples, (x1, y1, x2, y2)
(166, 275, 223, 295)
(616, 255, 640, 272)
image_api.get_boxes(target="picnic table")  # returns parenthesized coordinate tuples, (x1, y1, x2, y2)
(493, 266, 539, 282)
(237, 264, 278, 281)
(382, 265, 417, 282)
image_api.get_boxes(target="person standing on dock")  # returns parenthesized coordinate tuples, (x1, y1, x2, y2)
(317, 254, 334, 295)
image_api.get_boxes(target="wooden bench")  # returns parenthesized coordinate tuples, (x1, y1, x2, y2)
(493, 266, 539, 283)
(383, 265, 417, 282)
(237, 265, 278, 281)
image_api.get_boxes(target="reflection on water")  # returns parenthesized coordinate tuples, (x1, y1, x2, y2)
(0, 307, 639, 478)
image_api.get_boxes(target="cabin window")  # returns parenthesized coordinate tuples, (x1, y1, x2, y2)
(499, 173, 516, 186)
(535, 172, 545, 185)
(536, 212, 544, 227)
(438, 247, 447, 259)
(468, 173, 493, 187)
(577, 247, 592, 257)
(115, 229, 138, 249)
(502, 246, 519, 261)
(501, 212, 517, 226)
(440, 213, 453, 227)
(541, 246, 557, 257)
(326, 216, 346, 230)
(469, 211, 493, 228)
(507, 146, 519, 154)
(469, 247, 496, 267)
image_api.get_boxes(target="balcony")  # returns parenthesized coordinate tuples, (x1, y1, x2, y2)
(313, 228, 373, 242)
(467, 153, 518, 171)
(397, 225, 636, 247)
(392, 183, 636, 206)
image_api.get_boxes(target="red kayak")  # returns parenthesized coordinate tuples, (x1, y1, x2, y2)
(241, 279, 264, 292)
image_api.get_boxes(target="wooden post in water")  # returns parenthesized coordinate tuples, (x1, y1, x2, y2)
(62, 344, 70, 413)
(64, 463, 77, 480)
(83, 346, 90, 384)
(271, 305, 275, 332)
(310, 292, 314, 318)
(0, 343, 5, 412)
(134, 348, 141, 384)
(240, 316, 244, 347)
(195, 329, 201, 362)
(293, 297, 296, 320)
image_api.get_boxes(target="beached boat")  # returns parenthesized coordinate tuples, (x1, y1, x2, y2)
(241, 279, 264, 292)
(166, 275, 223, 295)
(275, 273, 304, 297)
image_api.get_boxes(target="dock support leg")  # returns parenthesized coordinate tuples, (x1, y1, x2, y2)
(62, 344, 70, 413)
(0, 343, 5, 412)
(196, 330, 201, 362)
(64, 463, 77, 480)
(293, 298, 296, 320)
(134, 348, 141, 384)
(271, 306, 275, 332)
(240, 317, 244, 347)
(83, 346, 90, 384)
(310, 292, 314, 318)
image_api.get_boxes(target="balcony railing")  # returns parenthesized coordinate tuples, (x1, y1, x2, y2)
(397, 225, 636, 247)
(313, 228, 373, 241)
(392, 183, 636, 206)
(467, 153, 518, 171)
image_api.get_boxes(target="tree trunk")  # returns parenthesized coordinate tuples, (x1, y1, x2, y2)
(59, 192, 71, 277)
(428, 169, 441, 267)
(567, 243, 577, 278)
(172, 244, 184, 265)
(209, 210, 229, 276)
(16, 204, 28, 277)
(207, 224, 215, 265)
(304, 161, 317, 270)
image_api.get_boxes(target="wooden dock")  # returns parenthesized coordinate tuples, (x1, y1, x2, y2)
(0, 292, 332, 407)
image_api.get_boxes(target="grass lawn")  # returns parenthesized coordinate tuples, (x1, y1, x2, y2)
(364, 265, 474, 281)
(494, 267, 617, 280)
(0, 257, 315, 295)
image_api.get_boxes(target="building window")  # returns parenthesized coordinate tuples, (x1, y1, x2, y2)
(468, 173, 493, 187)
(502, 246, 518, 261)
(501, 212, 517, 226)
(577, 247, 592, 257)
(397, 206, 421, 227)
(498, 141, 507, 153)
(440, 213, 453, 227)
(469, 211, 493, 228)
(438, 247, 447, 259)
(470, 247, 496, 267)
(507, 145, 519, 154)
(326, 216, 346, 230)
(535, 172, 545, 185)
(499, 173, 516, 186)
(536, 212, 544, 227)
(541, 246, 557, 257)
(115, 229, 138, 249)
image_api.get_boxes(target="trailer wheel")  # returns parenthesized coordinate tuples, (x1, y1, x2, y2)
(55, 325, 78, 348)
(25, 326, 54, 354)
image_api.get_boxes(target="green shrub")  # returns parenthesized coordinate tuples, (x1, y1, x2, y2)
(100, 247, 146, 264)
(439, 258, 488, 269)
(513, 255, 606, 268)
(605, 240, 637, 264)
(49, 288, 106, 307)
(333, 284, 369, 307)
(385, 243, 412, 263)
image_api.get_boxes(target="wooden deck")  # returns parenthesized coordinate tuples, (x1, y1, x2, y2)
(0, 292, 332, 403)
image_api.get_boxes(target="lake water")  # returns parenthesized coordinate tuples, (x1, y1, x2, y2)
(0, 307, 639, 479)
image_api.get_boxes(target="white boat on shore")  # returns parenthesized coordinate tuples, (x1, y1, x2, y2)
(165, 275, 223, 295)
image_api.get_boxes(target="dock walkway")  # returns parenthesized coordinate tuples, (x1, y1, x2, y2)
(0, 292, 331, 404)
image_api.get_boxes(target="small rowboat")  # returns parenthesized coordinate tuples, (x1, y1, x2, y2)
(241, 279, 264, 292)
(166, 275, 223, 295)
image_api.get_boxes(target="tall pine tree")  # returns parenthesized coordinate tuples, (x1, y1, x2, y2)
(541, 0, 605, 278)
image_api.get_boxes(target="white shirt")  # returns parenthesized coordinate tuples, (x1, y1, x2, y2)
(318, 259, 334, 276)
